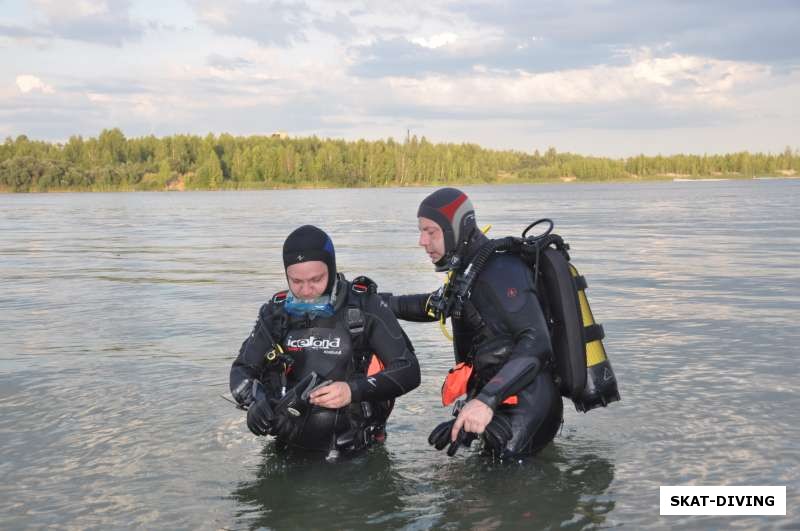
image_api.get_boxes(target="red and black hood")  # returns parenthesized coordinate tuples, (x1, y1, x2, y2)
(417, 187, 480, 271)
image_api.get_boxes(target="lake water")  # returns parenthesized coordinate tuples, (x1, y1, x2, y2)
(1, 181, 798, 530)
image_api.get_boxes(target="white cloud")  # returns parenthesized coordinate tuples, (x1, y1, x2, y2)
(194, 5, 230, 26)
(380, 50, 771, 110)
(33, 0, 110, 18)
(24, 0, 142, 46)
(410, 32, 458, 49)
(86, 92, 112, 103)
(190, 0, 307, 47)
(16, 74, 55, 94)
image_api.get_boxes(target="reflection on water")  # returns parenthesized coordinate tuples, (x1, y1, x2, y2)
(423, 446, 616, 530)
(229, 442, 615, 530)
(230, 446, 411, 529)
(1, 181, 799, 529)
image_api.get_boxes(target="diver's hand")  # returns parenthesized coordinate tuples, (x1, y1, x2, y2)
(232, 378, 266, 408)
(451, 399, 493, 441)
(309, 381, 352, 409)
(482, 414, 513, 454)
(428, 419, 477, 456)
(246, 397, 274, 436)
(270, 412, 300, 441)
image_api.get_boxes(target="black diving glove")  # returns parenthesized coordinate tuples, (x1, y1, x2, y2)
(246, 382, 274, 437)
(269, 413, 300, 441)
(482, 414, 513, 455)
(270, 372, 333, 441)
(232, 378, 264, 408)
(274, 372, 332, 418)
(335, 424, 383, 452)
(427, 419, 477, 456)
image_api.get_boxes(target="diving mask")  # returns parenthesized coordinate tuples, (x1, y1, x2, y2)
(284, 293, 335, 318)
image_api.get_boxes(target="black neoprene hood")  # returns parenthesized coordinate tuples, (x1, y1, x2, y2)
(282, 225, 337, 293)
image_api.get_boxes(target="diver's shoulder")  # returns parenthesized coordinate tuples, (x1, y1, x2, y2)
(349, 275, 378, 294)
(471, 252, 532, 296)
(347, 275, 395, 315)
(483, 251, 529, 274)
(259, 290, 289, 317)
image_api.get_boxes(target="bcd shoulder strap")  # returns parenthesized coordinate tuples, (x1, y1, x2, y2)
(346, 276, 379, 366)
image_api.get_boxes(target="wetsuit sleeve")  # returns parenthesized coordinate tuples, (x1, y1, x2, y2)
(471, 257, 553, 410)
(381, 292, 438, 322)
(229, 303, 278, 398)
(475, 330, 549, 409)
(347, 294, 421, 402)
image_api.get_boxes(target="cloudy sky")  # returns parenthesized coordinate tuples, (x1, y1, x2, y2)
(1, 0, 798, 156)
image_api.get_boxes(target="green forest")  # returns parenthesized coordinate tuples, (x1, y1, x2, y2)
(1, 129, 797, 192)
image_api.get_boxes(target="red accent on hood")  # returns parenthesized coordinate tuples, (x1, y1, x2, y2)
(437, 193, 467, 222)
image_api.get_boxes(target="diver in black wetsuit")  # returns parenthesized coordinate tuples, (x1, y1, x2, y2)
(388, 188, 563, 459)
(230, 225, 420, 456)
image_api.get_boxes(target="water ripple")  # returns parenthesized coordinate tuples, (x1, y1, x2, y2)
(1, 182, 799, 529)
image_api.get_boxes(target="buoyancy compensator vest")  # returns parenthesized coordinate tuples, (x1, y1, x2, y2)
(258, 276, 392, 450)
(263, 276, 386, 385)
(430, 219, 620, 413)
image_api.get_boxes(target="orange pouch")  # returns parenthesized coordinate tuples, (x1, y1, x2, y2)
(441, 363, 519, 406)
(441, 362, 473, 406)
(367, 354, 384, 376)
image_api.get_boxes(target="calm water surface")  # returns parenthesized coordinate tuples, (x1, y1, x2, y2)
(1, 181, 798, 530)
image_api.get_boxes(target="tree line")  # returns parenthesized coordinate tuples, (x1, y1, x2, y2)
(0, 129, 797, 192)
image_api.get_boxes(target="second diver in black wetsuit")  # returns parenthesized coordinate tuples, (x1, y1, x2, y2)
(230, 225, 421, 458)
(388, 188, 563, 459)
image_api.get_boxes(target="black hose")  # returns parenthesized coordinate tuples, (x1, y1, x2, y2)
(522, 218, 554, 240)
(451, 237, 517, 317)
(449, 219, 561, 318)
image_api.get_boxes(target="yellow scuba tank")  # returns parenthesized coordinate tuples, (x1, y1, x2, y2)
(532, 229, 620, 412)
(568, 264, 620, 412)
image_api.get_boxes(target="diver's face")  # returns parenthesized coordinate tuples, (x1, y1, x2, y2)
(286, 261, 328, 300)
(418, 217, 445, 263)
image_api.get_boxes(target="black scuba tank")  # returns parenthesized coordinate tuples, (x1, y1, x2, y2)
(537, 246, 586, 398)
(536, 242, 620, 412)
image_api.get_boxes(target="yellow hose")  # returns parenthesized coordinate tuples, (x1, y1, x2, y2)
(439, 314, 453, 341)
